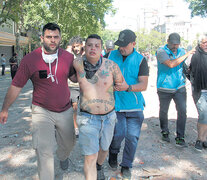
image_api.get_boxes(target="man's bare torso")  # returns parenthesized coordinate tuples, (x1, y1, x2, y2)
(74, 57, 122, 114)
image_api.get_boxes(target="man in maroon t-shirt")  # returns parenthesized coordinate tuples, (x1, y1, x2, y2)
(0, 23, 76, 180)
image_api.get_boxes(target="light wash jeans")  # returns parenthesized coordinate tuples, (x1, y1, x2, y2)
(193, 91, 207, 124)
(77, 110, 117, 155)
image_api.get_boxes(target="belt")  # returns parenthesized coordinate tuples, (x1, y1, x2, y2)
(80, 108, 115, 115)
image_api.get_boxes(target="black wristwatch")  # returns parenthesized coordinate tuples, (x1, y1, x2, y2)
(126, 85, 132, 92)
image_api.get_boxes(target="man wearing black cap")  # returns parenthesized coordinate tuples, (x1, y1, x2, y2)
(107, 29, 149, 179)
(156, 32, 195, 147)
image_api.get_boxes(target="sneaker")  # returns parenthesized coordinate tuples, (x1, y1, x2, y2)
(195, 140, 203, 151)
(97, 168, 105, 180)
(203, 141, 207, 149)
(108, 153, 118, 169)
(161, 132, 170, 142)
(175, 137, 187, 147)
(60, 158, 69, 170)
(121, 166, 131, 179)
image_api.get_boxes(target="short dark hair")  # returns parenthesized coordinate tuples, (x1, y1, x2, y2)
(1, 54, 4, 56)
(42, 23, 61, 35)
(86, 34, 103, 46)
(69, 36, 83, 45)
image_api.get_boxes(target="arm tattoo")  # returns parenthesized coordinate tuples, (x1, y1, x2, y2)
(104, 60, 120, 82)
(79, 70, 86, 78)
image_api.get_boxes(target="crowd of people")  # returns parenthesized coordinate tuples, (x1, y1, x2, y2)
(0, 22, 207, 180)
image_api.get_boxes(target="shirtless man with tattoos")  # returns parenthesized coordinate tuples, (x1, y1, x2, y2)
(73, 34, 124, 180)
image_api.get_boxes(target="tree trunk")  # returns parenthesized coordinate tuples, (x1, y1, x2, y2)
(15, 23, 21, 64)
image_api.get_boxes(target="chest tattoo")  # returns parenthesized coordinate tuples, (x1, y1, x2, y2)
(98, 70, 109, 78)
(87, 75, 98, 84)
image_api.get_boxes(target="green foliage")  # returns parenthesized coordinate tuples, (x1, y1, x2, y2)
(0, 0, 115, 47)
(99, 28, 166, 55)
(99, 29, 119, 47)
(185, 0, 207, 17)
(0, 0, 23, 25)
(47, 0, 115, 46)
(137, 30, 166, 55)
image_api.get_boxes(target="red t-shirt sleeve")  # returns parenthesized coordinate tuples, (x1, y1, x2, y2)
(12, 58, 31, 88)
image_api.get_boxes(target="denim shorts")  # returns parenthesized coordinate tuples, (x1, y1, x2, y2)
(196, 91, 207, 124)
(77, 110, 117, 155)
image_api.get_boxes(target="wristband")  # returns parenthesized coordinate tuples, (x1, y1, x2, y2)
(126, 85, 132, 92)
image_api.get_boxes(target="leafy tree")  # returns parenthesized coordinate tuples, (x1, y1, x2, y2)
(137, 29, 166, 55)
(185, 0, 207, 17)
(0, 0, 115, 53)
(99, 29, 119, 47)
(98, 28, 166, 55)
(0, 0, 23, 25)
(24, 0, 115, 47)
(97, 28, 167, 57)
(0, 0, 29, 62)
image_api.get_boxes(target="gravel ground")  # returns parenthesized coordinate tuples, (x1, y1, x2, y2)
(0, 63, 207, 180)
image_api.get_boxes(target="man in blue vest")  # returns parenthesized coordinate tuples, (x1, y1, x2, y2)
(156, 32, 195, 147)
(108, 29, 149, 179)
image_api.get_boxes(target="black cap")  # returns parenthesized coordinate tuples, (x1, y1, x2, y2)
(168, 33, 180, 44)
(115, 29, 136, 47)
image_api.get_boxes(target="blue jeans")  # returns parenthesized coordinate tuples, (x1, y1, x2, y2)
(193, 91, 207, 124)
(109, 111, 144, 168)
(157, 87, 187, 138)
(77, 110, 117, 155)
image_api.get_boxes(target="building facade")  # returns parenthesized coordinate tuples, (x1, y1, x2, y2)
(0, 21, 28, 65)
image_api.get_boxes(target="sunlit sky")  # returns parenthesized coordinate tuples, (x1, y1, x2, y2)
(104, 0, 206, 31)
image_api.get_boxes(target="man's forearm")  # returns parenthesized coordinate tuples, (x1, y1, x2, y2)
(170, 52, 191, 68)
(130, 77, 148, 92)
(1, 85, 22, 111)
(167, 49, 195, 68)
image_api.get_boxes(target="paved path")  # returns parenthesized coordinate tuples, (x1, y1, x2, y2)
(0, 63, 207, 180)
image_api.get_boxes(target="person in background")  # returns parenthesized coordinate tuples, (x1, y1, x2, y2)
(156, 32, 195, 147)
(101, 40, 115, 57)
(66, 39, 73, 54)
(1, 53, 6, 76)
(73, 34, 124, 180)
(0, 23, 76, 180)
(68, 36, 85, 137)
(108, 29, 149, 179)
(9, 53, 18, 79)
(103, 40, 115, 58)
(143, 51, 151, 62)
(188, 34, 207, 151)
